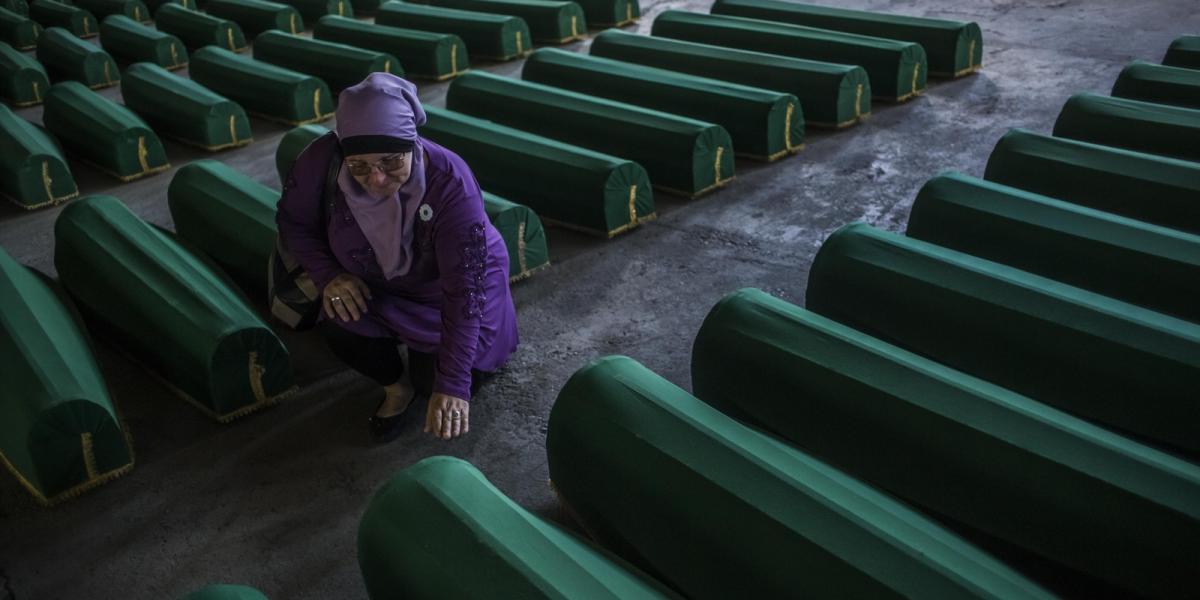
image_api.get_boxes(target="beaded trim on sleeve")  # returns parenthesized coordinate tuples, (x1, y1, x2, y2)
(460, 223, 488, 319)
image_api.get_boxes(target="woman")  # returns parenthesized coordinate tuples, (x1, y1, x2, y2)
(276, 73, 519, 442)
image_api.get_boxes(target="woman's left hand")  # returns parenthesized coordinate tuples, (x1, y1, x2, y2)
(424, 393, 469, 439)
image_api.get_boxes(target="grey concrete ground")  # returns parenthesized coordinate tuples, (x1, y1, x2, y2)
(1, 0, 1196, 598)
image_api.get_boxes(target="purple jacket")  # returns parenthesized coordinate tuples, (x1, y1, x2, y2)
(276, 133, 518, 401)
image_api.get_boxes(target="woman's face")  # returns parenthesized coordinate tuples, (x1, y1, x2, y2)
(345, 151, 413, 199)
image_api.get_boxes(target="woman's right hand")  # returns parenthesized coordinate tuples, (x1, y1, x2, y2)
(323, 273, 373, 322)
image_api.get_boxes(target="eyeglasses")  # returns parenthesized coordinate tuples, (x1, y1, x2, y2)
(346, 153, 409, 177)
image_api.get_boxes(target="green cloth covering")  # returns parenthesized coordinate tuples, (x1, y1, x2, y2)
(180, 584, 268, 600)
(525, 47, 802, 161)
(423, 0, 584, 44)
(358, 456, 676, 600)
(253, 30, 401, 93)
(984, 128, 1200, 235)
(376, 0, 531, 61)
(99, 15, 188, 69)
(313, 15, 466, 81)
(43, 81, 169, 180)
(274, 0, 351, 21)
(591, 30, 869, 128)
(55, 196, 295, 421)
(711, 0, 980, 78)
(122, 62, 251, 150)
(1, 0, 27, 16)
(483, 191, 549, 281)
(447, 71, 734, 197)
(168, 160, 277, 296)
(1052, 92, 1200, 162)
(548, 355, 1054, 600)
(1112, 60, 1200, 110)
(143, 0, 195, 12)
(907, 171, 1200, 323)
(189, 46, 333, 125)
(154, 3, 247, 52)
(652, 10, 926, 102)
(0, 7, 41, 50)
(691, 288, 1200, 598)
(571, 0, 633, 27)
(71, 0, 149, 22)
(273, 122, 326, 183)
(349, 0, 380, 13)
(0, 248, 134, 506)
(1163, 34, 1200, 70)
(36, 26, 118, 88)
(205, 0, 304, 37)
(0, 102, 77, 208)
(806, 223, 1200, 454)
(30, 0, 98, 38)
(0, 40, 49, 106)
(421, 107, 654, 236)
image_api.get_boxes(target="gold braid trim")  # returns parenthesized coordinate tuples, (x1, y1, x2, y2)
(0, 426, 136, 507)
(516, 220, 529, 275)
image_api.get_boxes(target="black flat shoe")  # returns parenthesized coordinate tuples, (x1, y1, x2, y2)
(368, 394, 417, 444)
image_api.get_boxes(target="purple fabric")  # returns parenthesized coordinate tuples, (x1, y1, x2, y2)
(336, 73, 426, 141)
(277, 134, 519, 401)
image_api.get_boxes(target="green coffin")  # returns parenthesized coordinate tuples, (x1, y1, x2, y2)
(254, 30, 401, 93)
(273, 123, 326, 183)
(652, 10, 926, 102)
(591, 30, 868, 128)
(275, 0, 351, 21)
(359, 456, 676, 600)
(43, 81, 169, 180)
(122, 62, 251, 150)
(569, 0, 632, 28)
(525, 48, 801, 161)
(0, 249, 134, 506)
(313, 15, 466, 81)
(154, 3, 247, 52)
(691, 288, 1200, 598)
(99, 15, 187, 69)
(1112, 60, 1200, 110)
(71, 0, 149, 22)
(1, 0, 27, 15)
(1163, 34, 1200, 70)
(1052, 92, 1200, 162)
(984, 129, 1200, 235)
(0, 7, 39, 49)
(421, 107, 654, 237)
(806, 223, 1200, 454)
(376, 0, 530, 61)
(349, 0, 380, 14)
(168, 160, 277, 296)
(907, 172, 1200, 322)
(205, 0, 303, 37)
(711, 0, 980, 78)
(37, 26, 118, 88)
(0, 40, 49, 106)
(548, 355, 1052, 600)
(447, 71, 733, 198)
(55, 196, 295, 421)
(0, 103, 77, 208)
(484, 191, 549, 281)
(181, 585, 268, 600)
(424, 0, 584, 44)
(189, 46, 333, 125)
(29, 0, 97, 37)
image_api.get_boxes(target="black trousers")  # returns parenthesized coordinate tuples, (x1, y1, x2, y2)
(319, 321, 487, 398)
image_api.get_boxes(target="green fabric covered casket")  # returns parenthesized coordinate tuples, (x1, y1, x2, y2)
(189, 46, 333, 125)
(984, 129, 1200, 235)
(691, 288, 1200, 598)
(349, 0, 380, 14)
(591, 29, 869, 128)
(99, 15, 187, 69)
(1, 0, 27, 15)
(548, 355, 1053, 600)
(168, 160, 278, 296)
(122, 62, 251, 150)
(313, 15, 466, 81)
(711, 0, 981, 78)
(43, 81, 169, 180)
(71, 0, 149, 22)
(447, 71, 734, 197)
(652, 10, 926, 102)
(421, 107, 654, 237)
(424, 0, 584, 44)
(1052, 92, 1200, 162)
(0, 7, 39, 49)
(254, 30, 401, 93)
(0, 103, 77, 208)
(359, 456, 676, 600)
(1112, 60, 1200, 110)
(273, 122, 326, 183)
(154, 3, 247, 52)
(181, 585, 268, 600)
(275, 0, 351, 21)
(579, 0, 635, 27)
(376, 0, 530, 61)
(525, 48, 802, 161)
(0, 249, 134, 506)
(55, 196, 295, 421)
(37, 26, 119, 88)
(1163, 34, 1200, 70)
(907, 171, 1200, 322)
(484, 191, 549, 281)
(29, 0, 98, 38)
(0, 40, 50, 106)
(806, 223, 1200, 454)
(205, 0, 304, 37)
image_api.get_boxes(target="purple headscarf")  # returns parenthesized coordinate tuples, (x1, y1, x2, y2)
(335, 73, 427, 279)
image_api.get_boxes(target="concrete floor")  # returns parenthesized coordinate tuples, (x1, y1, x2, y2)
(1, 0, 1196, 597)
